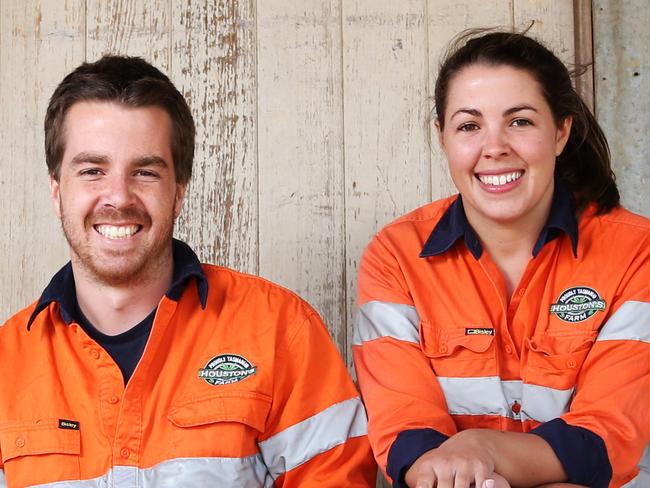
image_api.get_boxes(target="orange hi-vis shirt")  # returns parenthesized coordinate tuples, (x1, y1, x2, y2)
(0, 241, 376, 487)
(353, 189, 650, 487)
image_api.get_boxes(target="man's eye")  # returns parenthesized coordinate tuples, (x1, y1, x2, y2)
(135, 170, 157, 177)
(80, 168, 102, 176)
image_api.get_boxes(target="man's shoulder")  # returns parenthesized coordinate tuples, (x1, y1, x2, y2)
(1, 299, 39, 332)
(199, 263, 319, 317)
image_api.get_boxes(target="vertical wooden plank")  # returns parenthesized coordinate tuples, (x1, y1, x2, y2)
(343, 0, 431, 377)
(573, 0, 594, 112)
(86, 0, 171, 66)
(171, 0, 258, 274)
(0, 0, 85, 322)
(514, 0, 575, 64)
(593, 0, 650, 217)
(257, 0, 346, 348)
(427, 0, 514, 201)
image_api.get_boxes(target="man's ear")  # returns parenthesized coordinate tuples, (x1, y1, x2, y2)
(174, 183, 187, 219)
(49, 175, 62, 219)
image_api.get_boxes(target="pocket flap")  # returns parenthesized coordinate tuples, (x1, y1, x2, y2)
(168, 392, 271, 432)
(0, 419, 81, 462)
(421, 323, 495, 358)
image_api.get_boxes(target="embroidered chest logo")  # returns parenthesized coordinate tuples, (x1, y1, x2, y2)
(550, 286, 606, 323)
(198, 354, 257, 386)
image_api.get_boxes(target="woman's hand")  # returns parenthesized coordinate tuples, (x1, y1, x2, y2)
(404, 430, 500, 488)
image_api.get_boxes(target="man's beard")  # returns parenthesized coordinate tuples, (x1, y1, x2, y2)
(60, 206, 175, 288)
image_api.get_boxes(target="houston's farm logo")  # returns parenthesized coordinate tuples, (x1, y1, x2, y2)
(198, 354, 257, 386)
(550, 287, 606, 323)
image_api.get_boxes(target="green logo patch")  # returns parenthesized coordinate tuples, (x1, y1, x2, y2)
(550, 286, 606, 323)
(198, 354, 257, 386)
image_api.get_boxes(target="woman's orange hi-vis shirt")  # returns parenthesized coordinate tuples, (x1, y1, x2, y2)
(354, 188, 650, 488)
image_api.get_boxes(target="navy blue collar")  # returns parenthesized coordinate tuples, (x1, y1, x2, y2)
(27, 239, 208, 329)
(420, 178, 579, 260)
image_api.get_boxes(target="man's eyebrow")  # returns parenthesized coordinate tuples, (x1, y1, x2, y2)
(69, 152, 108, 165)
(133, 156, 170, 168)
(504, 104, 538, 116)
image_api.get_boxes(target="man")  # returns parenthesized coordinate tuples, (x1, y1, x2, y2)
(0, 56, 376, 487)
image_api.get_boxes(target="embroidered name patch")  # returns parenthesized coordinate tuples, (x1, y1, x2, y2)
(465, 328, 494, 336)
(198, 354, 257, 386)
(58, 419, 79, 430)
(550, 286, 606, 323)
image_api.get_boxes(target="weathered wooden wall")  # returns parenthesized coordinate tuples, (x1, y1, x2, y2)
(0, 0, 583, 364)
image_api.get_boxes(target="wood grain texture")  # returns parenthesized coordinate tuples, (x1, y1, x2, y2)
(514, 0, 575, 64)
(0, 0, 84, 322)
(343, 0, 431, 377)
(86, 0, 171, 65)
(171, 0, 258, 274)
(256, 0, 346, 348)
(573, 0, 594, 112)
(427, 0, 514, 201)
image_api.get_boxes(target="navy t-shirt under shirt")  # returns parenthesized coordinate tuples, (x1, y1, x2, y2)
(75, 301, 155, 385)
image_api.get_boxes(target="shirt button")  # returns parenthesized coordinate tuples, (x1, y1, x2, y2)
(567, 359, 577, 368)
(511, 401, 522, 414)
(109, 395, 120, 404)
(505, 345, 513, 355)
(15, 437, 25, 448)
(90, 349, 100, 360)
(120, 447, 130, 459)
(518, 288, 526, 297)
(439, 345, 448, 353)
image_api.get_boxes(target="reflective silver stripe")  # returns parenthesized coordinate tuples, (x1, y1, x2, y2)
(597, 301, 650, 343)
(259, 397, 368, 480)
(437, 376, 574, 422)
(354, 301, 420, 345)
(0, 470, 5, 488)
(29, 456, 273, 488)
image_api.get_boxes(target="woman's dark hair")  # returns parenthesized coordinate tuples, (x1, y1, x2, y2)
(434, 29, 619, 213)
(45, 55, 195, 184)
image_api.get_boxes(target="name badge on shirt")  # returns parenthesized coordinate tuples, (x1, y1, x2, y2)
(465, 328, 494, 336)
(58, 419, 79, 430)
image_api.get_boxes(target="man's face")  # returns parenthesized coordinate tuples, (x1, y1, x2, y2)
(50, 101, 186, 287)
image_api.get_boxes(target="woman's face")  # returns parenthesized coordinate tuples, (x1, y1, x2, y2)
(437, 63, 572, 230)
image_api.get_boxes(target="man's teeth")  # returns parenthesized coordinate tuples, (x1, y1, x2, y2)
(96, 225, 139, 239)
(478, 171, 523, 186)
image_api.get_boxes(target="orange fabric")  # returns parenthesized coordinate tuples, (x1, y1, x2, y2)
(353, 197, 650, 487)
(0, 265, 376, 487)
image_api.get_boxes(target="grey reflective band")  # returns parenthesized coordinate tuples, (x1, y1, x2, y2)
(597, 301, 650, 343)
(30, 457, 273, 487)
(437, 376, 574, 422)
(259, 397, 368, 479)
(354, 301, 420, 345)
(0, 470, 5, 488)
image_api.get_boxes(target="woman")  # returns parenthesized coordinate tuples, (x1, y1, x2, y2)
(353, 30, 650, 488)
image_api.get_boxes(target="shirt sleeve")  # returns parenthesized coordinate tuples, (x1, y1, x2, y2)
(258, 307, 377, 487)
(352, 234, 457, 484)
(545, 240, 650, 486)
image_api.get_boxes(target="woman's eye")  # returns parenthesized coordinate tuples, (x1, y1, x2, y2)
(458, 123, 479, 132)
(511, 118, 532, 127)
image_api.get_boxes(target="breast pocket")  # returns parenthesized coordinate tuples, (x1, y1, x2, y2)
(524, 330, 597, 390)
(420, 322, 497, 377)
(168, 391, 272, 459)
(0, 418, 81, 486)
